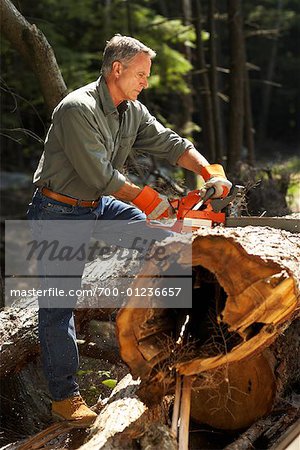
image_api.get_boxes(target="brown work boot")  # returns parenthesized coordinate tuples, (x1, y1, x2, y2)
(52, 394, 97, 427)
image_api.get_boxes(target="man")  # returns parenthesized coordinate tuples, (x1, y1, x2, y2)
(28, 34, 231, 426)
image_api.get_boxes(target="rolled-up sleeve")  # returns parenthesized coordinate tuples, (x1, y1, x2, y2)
(54, 106, 126, 195)
(133, 103, 194, 165)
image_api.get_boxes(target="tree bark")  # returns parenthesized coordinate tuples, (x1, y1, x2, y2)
(117, 227, 300, 430)
(125, 0, 134, 35)
(208, 0, 224, 162)
(257, 0, 283, 148)
(181, 0, 197, 189)
(0, 0, 67, 116)
(224, 406, 299, 450)
(0, 307, 39, 378)
(78, 374, 171, 450)
(12, 374, 173, 450)
(2, 227, 299, 446)
(0, 252, 143, 377)
(227, 0, 245, 172)
(244, 63, 255, 165)
(194, 0, 216, 161)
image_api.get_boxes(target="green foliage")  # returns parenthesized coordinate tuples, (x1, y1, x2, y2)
(273, 156, 300, 174)
(77, 369, 93, 377)
(97, 370, 112, 378)
(1, 0, 198, 171)
(1, 0, 299, 173)
(101, 379, 117, 389)
(107, 4, 195, 94)
(248, 4, 295, 29)
(271, 157, 300, 212)
(156, 44, 193, 94)
(77, 368, 117, 391)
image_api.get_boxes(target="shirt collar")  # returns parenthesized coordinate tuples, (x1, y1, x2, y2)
(97, 76, 128, 116)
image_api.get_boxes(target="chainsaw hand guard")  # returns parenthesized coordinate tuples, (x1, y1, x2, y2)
(132, 186, 175, 220)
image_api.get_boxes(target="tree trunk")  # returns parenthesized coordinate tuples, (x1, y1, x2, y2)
(125, 0, 134, 35)
(103, 0, 112, 41)
(0, 0, 67, 116)
(11, 374, 173, 450)
(181, 0, 197, 189)
(3, 228, 299, 447)
(257, 0, 283, 148)
(227, 0, 245, 172)
(244, 63, 255, 165)
(117, 227, 300, 430)
(224, 405, 299, 450)
(77, 374, 171, 450)
(194, 0, 216, 161)
(0, 253, 143, 377)
(208, 0, 224, 162)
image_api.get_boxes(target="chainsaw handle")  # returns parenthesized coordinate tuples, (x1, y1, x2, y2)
(190, 187, 216, 212)
(201, 187, 215, 203)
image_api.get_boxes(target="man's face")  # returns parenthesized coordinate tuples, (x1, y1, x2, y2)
(115, 53, 151, 101)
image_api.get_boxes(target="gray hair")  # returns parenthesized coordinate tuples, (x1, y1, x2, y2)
(101, 34, 156, 78)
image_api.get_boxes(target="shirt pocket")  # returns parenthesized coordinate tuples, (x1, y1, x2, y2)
(112, 135, 136, 168)
(119, 135, 136, 151)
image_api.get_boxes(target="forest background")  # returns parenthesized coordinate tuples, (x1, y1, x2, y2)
(1, 0, 300, 217)
(1, 2, 300, 447)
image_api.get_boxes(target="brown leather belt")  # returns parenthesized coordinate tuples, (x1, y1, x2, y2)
(41, 187, 99, 208)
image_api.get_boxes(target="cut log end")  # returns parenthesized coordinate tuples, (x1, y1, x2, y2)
(116, 228, 300, 430)
(190, 353, 277, 430)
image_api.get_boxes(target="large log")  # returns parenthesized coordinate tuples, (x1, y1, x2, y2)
(117, 225, 300, 430)
(0, 307, 117, 378)
(11, 374, 174, 450)
(0, 251, 143, 377)
(77, 374, 172, 450)
(2, 225, 299, 447)
(0, 251, 144, 445)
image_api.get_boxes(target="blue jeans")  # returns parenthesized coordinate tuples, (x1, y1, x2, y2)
(27, 190, 146, 401)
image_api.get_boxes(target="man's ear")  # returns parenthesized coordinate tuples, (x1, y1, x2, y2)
(112, 61, 123, 78)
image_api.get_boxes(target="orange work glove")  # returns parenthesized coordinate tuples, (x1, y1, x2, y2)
(132, 186, 175, 220)
(200, 164, 232, 198)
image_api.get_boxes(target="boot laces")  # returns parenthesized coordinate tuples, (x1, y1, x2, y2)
(71, 395, 86, 409)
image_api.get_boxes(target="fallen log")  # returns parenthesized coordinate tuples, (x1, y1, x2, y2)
(0, 307, 40, 378)
(2, 225, 299, 448)
(117, 226, 300, 430)
(77, 374, 171, 450)
(0, 252, 143, 445)
(0, 307, 115, 378)
(10, 374, 173, 450)
(223, 406, 299, 450)
(0, 250, 143, 377)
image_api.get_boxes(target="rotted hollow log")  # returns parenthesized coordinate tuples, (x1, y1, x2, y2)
(116, 226, 300, 430)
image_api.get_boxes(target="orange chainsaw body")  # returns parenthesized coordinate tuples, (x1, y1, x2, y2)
(171, 190, 225, 228)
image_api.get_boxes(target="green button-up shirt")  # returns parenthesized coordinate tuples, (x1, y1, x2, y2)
(33, 76, 193, 200)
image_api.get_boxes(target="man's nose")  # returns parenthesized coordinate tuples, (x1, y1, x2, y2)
(141, 78, 148, 89)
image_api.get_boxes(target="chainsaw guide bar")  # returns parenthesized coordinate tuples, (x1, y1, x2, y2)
(225, 216, 299, 233)
(156, 185, 299, 233)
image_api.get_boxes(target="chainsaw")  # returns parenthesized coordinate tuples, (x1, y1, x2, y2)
(149, 186, 299, 234)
